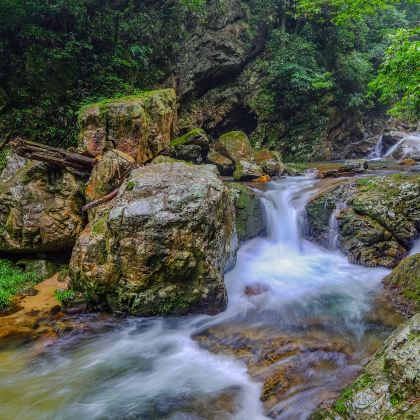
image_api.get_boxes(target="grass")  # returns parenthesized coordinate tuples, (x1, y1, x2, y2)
(54, 288, 75, 305)
(0, 259, 40, 311)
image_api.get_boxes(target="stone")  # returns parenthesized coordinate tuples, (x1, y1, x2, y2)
(312, 314, 420, 420)
(233, 159, 265, 181)
(306, 175, 420, 268)
(398, 158, 417, 166)
(254, 149, 285, 177)
(78, 89, 177, 162)
(383, 253, 420, 317)
(340, 159, 368, 173)
(205, 148, 234, 176)
(0, 155, 85, 253)
(16, 259, 63, 280)
(170, 128, 210, 163)
(85, 149, 135, 203)
(216, 131, 255, 164)
(227, 183, 266, 241)
(70, 162, 238, 316)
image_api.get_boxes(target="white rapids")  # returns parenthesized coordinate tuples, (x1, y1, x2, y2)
(0, 176, 400, 420)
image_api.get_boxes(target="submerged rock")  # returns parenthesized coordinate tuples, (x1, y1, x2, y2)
(78, 89, 176, 162)
(306, 175, 420, 268)
(227, 183, 266, 241)
(0, 155, 85, 253)
(383, 253, 420, 317)
(70, 163, 237, 316)
(312, 313, 420, 420)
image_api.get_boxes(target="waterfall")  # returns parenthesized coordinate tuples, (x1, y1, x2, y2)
(368, 133, 420, 160)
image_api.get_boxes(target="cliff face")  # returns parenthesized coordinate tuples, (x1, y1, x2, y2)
(164, 0, 385, 162)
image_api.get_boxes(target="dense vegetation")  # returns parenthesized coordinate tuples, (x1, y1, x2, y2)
(0, 0, 418, 148)
(0, 259, 40, 310)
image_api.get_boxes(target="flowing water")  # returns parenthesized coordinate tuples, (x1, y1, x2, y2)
(369, 133, 420, 160)
(0, 177, 403, 420)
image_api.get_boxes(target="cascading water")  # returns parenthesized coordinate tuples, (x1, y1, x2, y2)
(0, 177, 401, 420)
(369, 133, 420, 160)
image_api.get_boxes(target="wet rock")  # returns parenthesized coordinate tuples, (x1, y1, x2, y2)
(16, 259, 63, 280)
(227, 183, 266, 241)
(306, 175, 420, 268)
(78, 89, 176, 162)
(85, 149, 135, 203)
(205, 148, 234, 176)
(340, 159, 368, 173)
(383, 253, 420, 317)
(387, 135, 420, 161)
(0, 156, 85, 253)
(254, 149, 285, 177)
(170, 128, 210, 163)
(233, 159, 265, 181)
(398, 158, 417, 166)
(312, 313, 420, 420)
(70, 162, 237, 316)
(216, 131, 256, 164)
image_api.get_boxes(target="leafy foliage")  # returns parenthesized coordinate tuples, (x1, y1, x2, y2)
(0, 259, 40, 311)
(369, 27, 420, 121)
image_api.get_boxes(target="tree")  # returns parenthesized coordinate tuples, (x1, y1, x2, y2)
(369, 27, 420, 121)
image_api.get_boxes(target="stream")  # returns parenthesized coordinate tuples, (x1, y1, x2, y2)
(0, 176, 403, 420)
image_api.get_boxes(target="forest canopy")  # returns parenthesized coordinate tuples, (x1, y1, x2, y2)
(0, 0, 418, 147)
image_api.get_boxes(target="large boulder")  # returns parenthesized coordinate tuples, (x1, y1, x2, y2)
(383, 253, 420, 317)
(306, 175, 420, 268)
(216, 131, 255, 163)
(312, 313, 420, 420)
(78, 89, 177, 162)
(227, 183, 266, 241)
(70, 163, 237, 316)
(0, 155, 85, 253)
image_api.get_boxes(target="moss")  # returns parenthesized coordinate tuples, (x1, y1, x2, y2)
(92, 210, 110, 234)
(126, 180, 135, 191)
(332, 373, 374, 416)
(77, 89, 176, 125)
(0, 148, 10, 173)
(170, 128, 205, 147)
(390, 392, 404, 406)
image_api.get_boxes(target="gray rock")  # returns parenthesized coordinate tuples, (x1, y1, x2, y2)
(0, 155, 85, 253)
(70, 162, 238, 316)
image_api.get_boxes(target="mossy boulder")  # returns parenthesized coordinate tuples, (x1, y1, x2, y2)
(312, 313, 420, 420)
(306, 175, 420, 268)
(70, 162, 238, 316)
(254, 149, 285, 177)
(206, 148, 234, 176)
(171, 128, 210, 163)
(78, 89, 177, 163)
(227, 183, 266, 241)
(0, 155, 85, 253)
(216, 131, 255, 163)
(384, 253, 420, 316)
(85, 149, 135, 203)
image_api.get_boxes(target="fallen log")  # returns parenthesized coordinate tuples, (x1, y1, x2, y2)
(11, 138, 95, 172)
